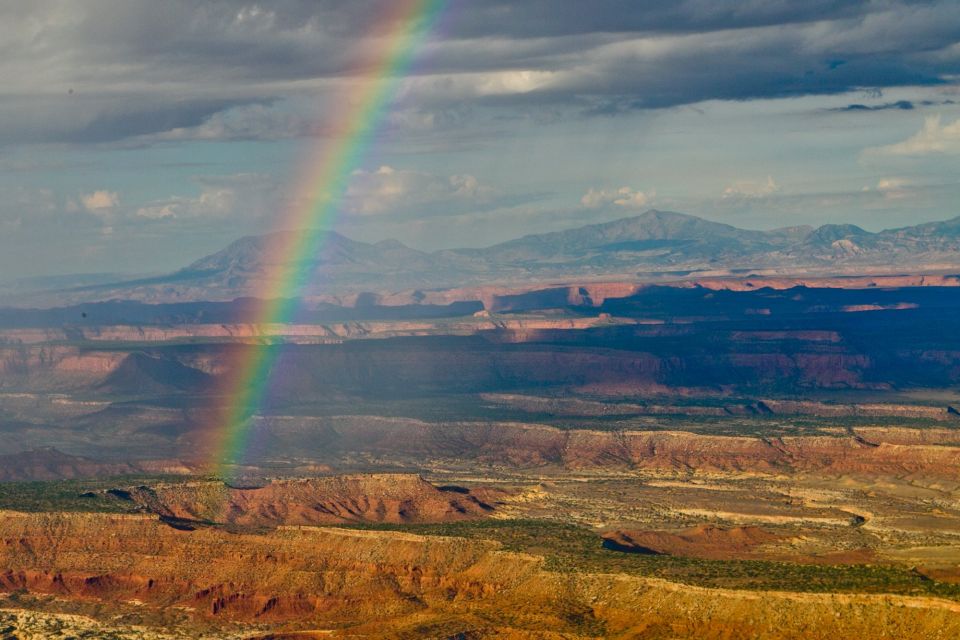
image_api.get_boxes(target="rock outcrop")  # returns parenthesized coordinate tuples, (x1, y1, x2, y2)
(114, 475, 497, 527)
(0, 511, 958, 638)
(252, 416, 960, 476)
(601, 525, 781, 558)
(0, 448, 192, 482)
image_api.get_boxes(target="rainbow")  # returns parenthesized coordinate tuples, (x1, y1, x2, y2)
(206, 0, 447, 477)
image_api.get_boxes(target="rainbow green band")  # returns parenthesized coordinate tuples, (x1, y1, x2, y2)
(207, 0, 448, 478)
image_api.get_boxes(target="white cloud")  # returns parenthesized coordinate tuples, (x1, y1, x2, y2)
(876, 177, 907, 190)
(867, 177, 913, 200)
(144, 102, 319, 143)
(343, 165, 491, 215)
(134, 174, 277, 220)
(135, 189, 233, 219)
(581, 186, 653, 209)
(866, 115, 960, 156)
(721, 176, 780, 199)
(79, 190, 119, 214)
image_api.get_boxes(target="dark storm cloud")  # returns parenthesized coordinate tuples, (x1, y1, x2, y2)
(1, 98, 265, 145)
(841, 100, 916, 112)
(834, 98, 956, 112)
(0, 0, 958, 144)
(442, 0, 871, 38)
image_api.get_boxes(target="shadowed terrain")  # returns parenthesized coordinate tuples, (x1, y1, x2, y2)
(3, 219, 960, 637)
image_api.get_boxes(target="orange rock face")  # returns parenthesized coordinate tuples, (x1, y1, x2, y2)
(601, 525, 782, 558)
(119, 475, 497, 527)
(0, 448, 194, 482)
(0, 511, 959, 638)
(268, 416, 960, 477)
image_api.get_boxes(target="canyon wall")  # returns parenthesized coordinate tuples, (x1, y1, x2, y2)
(0, 511, 957, 638)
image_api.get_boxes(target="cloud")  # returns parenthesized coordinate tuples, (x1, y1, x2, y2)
(834, 99, 957, 113)
(581, 186, 653, 209)
(134, 174, 279, 220)
(838, 100, 915, 112)
(0, 187, 58, 229)
(0, 173, 291, 278)
(863, 177, 914, 201)
(136, 190, 231, 220)
(343, 166, 492, 215)
(0, 186, 118, 247)
(0, 1, 958, 145)
(142, 101, 319, 143)
(0, 96, 255, 146)
(444, 1, 868, 38)
(722, 176, 780, 199)
(79, 190, 119, 214)
(866, 115, 960, 156)
(876, 177, 908, 190)
(410, 1, 960, 111)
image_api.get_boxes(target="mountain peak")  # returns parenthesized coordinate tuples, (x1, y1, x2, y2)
(375, 238, 408, 249)
(805, 224, 871, 245)
(26, 211, 960, 306)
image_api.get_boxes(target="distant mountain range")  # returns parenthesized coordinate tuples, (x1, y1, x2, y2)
(7, 210, 960, 305)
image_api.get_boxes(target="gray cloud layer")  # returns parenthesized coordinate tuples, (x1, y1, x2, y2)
(0, 0, 957, 145)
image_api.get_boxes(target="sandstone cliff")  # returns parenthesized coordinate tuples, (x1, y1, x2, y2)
(0, 511, 957, 638)
(115, 475, 496, 527)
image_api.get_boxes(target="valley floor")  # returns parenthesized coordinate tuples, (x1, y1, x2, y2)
(2, 282, 960, 637)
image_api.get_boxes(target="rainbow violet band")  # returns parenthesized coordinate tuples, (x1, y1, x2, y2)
(205, 0, 448, 478)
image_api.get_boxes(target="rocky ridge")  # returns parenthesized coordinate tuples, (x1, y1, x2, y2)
(9, 210, 960, 305)
(112, 475, 497, 527)
(250, 416, 960, 476)
(0, 511, 958, 638)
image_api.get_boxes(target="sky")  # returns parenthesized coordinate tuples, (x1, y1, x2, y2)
(1, 0, 959, 279)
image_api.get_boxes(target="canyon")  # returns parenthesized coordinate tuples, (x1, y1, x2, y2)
(1, 511, 959, 639)
(2, 261, 960, 636)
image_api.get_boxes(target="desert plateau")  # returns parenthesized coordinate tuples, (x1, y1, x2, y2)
(3, 266, 960, 637)
(3, 1, 960, 637)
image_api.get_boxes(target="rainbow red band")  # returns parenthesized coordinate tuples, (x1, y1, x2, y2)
(205, 0, 447, 477)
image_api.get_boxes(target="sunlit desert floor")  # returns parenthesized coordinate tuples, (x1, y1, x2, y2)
(3, 285, 960, 637)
